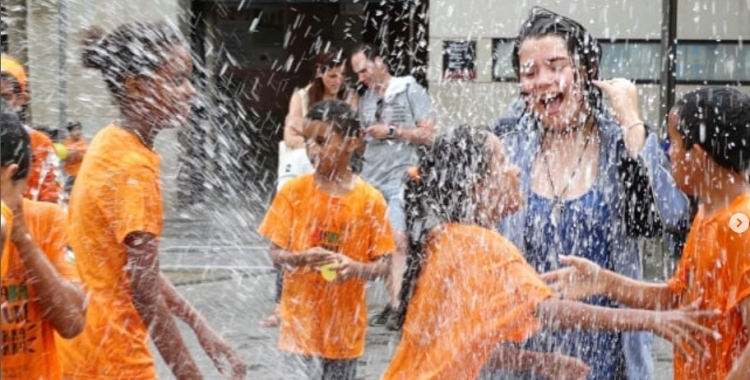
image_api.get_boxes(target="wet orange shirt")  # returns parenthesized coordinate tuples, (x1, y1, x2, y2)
(57, 125, 162, 380)
(382, 224, 553, 380)
(1, 201, 12, 278)
(1, 199, 77, 380)
(258, 174, 395, 359)
(23, 128, 60, 203)
(62, 137, 88, 177)
(668, 194, 750, 380)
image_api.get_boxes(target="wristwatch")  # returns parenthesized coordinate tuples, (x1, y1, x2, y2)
(387, 124, 397, 139)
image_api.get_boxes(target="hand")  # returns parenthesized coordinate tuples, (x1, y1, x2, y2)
(330, 254, 363, 282)
(196, 324, 247, 379)
(365, 123, 390, 140)
(645, 300, 721, 360)
(536, 353, 591, 380)
(541, 255, 604, 300)
(301, 247, 337, 268)
(592, 78, 641, 127)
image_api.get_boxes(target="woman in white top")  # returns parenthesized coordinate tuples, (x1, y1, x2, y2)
(261, 46, 358, 327)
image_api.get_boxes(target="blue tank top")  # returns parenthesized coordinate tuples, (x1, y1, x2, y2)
(522, 189, 625, 380)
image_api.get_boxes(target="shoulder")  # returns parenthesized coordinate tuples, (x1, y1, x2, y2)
(26, 127, 54, 147)
(353, 178, 387, 205)
(277, 174, 313, 198)
(22, 199, 66, 233)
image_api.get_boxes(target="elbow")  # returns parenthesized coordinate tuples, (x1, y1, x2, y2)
(57, 308, 87, 339)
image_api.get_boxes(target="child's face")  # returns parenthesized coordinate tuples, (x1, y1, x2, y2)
(127, 45, 196, 129)
(302, 120, 357, 176)
(667, 108, 699, 195)
(478, 134, 524, 222)
(69, 126, 82, 140)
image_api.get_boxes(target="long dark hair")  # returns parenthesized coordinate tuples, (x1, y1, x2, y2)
(673, 87, 750, 176)
(0, 98, 31, 180)
(394, 126, 493, 330)
(512, 7, 604, 119)
(306, 47, 348, 111)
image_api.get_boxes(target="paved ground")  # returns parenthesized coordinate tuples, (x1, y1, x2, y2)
(152, 207, 677, 379)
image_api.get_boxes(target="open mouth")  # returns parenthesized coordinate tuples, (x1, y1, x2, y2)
(540, 93, 564, 114)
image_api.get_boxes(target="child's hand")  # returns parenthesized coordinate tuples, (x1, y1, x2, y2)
(646, 300, 721, 359)
(541, 255, 603, 300)
(195, 322, 247, 379)
(301, 247, 337, 268)
(330, 254, 362, 282)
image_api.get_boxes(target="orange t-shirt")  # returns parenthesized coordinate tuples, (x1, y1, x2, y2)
(57, 125, 163, 380)
(1, 199, 77, 380)
(23, 128, 61, 204)
(62, 137, 88, 177)
(668, 194, 750, 380)
(258, 174, 395, 359)
(1, 201, 12, 278)
(382, 224, 553, 380)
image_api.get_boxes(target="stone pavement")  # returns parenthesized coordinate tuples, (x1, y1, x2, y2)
(154, 207, 676, 379)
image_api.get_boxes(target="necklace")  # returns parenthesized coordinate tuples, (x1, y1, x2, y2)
(541, 115, 593, 227)
(118, 123, 152, 150)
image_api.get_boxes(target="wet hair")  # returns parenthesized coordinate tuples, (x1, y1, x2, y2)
(394, 125, 493, 329)
(672, 87, 750, 175)
(512, 7, 604, 116)
(81, 22, 186, 102)
(66, 121, 82, 131)
(0, 98, 31, 181)
(306, 99, 360, 138)
(307, 47, 348, 110)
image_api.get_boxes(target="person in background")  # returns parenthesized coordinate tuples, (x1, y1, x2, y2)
(0, 54, 62, 204)
(62, 121, 88, 193)
(350, 44, 436, 329)
(56, 22, 246, 380)
(1, 98, 86, 380)
(489, 7, 690, 380)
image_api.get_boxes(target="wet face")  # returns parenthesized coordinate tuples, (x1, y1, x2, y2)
(479, 134, 524, 222)
(320, 65, 345, 96)
(129, 45, 196, 129)
(666, 108, 699, 195)
(517, 35, 586, 130)
(302, 120, 356, 177)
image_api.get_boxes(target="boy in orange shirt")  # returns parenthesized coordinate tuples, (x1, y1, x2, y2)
(383, 126, 719, 380)
(1, 99, 86, 380)
(545, 87, 750, 380)
(258, 99, 394, 380)
(0, 55, 61, 204)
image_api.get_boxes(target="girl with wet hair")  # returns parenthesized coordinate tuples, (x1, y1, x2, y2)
(382, 126, 716, 380)
(57, 22, 246, 380)
(490, 6, 691, 380)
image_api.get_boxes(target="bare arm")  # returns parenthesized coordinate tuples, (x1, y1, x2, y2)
(11, 213, 85, 339)
(283, 92, 305, 149)
(726, 296, 750, 380)
(126, 232, 202, 380)
(543, 256, 679, 310)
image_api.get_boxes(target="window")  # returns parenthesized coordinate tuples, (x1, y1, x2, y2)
(492, 38, 749, 85)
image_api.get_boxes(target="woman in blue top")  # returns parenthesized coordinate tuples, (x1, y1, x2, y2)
(485, 7, 690, 380)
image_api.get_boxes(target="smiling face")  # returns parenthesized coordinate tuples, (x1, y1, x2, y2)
(517, 35, 586, 130)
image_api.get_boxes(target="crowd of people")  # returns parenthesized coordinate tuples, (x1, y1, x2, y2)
(1, 5, 748, 380)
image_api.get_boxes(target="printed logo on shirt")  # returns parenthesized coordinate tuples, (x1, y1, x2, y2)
(310, 228, 342, 252)
(1, 281, 34, 356)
